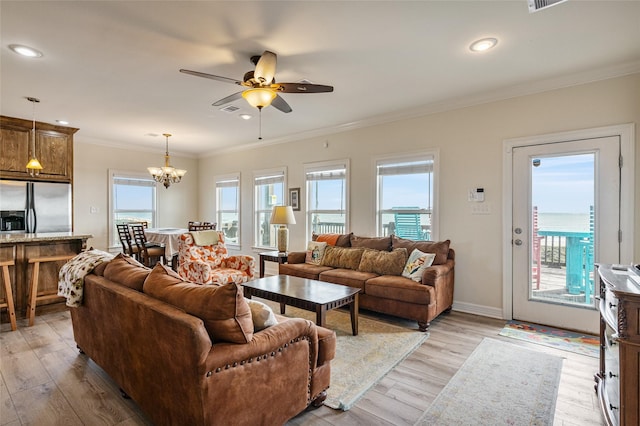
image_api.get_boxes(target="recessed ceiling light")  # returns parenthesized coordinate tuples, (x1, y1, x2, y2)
(239, 114, 252, 120)
(9, 44, 43, 58)
(56, 120, 69, 125)
(469, 38, 498, 53)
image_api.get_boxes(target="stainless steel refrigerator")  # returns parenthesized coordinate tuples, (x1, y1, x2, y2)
(0, 180, 72, 233)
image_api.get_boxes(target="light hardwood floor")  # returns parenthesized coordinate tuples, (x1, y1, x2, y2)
(1, 309, 604, 426)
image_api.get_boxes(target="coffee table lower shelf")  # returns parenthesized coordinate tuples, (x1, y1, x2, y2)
(243, 275, 360, 336)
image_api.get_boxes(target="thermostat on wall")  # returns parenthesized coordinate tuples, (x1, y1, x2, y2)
(468, 188, 485, 202)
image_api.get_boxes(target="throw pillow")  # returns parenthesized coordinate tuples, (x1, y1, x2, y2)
(320, 246, 365, 270)
(315, 233, 340, 246)
(312, 232, 352, 247)
(357, 248, 408, 276)
(245, 298, 278, 331)
(143, 264, 254, 344)
(402, 248, 437, 282)
(305, 241, 327, 265)
(391, 236, 451, 265)
(103, 253, 150, 291)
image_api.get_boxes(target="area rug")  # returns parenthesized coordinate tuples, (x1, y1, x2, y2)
(415, 338, 563, 426)
(499, 320, 599, 358)
(276, 305, 428, 410)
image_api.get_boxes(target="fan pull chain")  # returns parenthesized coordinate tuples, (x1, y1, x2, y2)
(258, 106, 263, 140)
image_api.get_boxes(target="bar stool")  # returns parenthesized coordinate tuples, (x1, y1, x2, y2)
(0, 260, 17, 331)
(27, 255, 74, 326)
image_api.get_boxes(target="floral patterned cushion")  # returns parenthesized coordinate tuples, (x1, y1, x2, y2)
(177, 232, 255, 285)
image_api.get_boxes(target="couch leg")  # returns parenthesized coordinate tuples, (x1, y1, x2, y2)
(444, 305, 453, 313)
(417, 321, 429, 332)
(120, 388, 131, 399)
(76, 345, 84, 354)
(309, 391, 327, 409)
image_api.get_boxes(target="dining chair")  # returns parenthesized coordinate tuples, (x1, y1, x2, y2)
(130, 223, 166, 267)
(116, 223, 139, 260)
(129, 221, 148, 228)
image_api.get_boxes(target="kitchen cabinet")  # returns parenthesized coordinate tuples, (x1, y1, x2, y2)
(595, 264, 640, 426)
(0, 115, 78, 183)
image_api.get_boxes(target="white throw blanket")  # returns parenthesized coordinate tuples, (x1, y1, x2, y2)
(57, 249, 115, 307)
(190, 230, 220, 246)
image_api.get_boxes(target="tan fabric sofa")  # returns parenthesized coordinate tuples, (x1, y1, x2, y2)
(70, 254, 336, 426)
(279, 234, 455, 331)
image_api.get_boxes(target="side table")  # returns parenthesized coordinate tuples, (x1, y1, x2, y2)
(259, 251, 288, 278)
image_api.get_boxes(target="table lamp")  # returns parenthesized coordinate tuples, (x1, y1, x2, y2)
(270, 205, 296, 252)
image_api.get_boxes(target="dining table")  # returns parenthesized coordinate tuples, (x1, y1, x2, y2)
(144, 228, 188, 259)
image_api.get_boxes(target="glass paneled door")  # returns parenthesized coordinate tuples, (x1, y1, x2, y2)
(511, 137, 620, 333)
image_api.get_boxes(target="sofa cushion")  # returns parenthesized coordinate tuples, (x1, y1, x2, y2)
(279, 263, 333, 280)
(312, 232, 352, 247)
(245, 298, 278, 331)
(357, 248, 408, 276)
(391, 236, 450, 265)
(350, 235, 392, 251)
(318, 269, 375, 290)
(402, 249, 437, 282)
(321, 246, 365, 270)
(365, 275, 433, 305)
(103, 253, 150, 291)
(305, 241, 327, 265)
(143, 264, 254, 344)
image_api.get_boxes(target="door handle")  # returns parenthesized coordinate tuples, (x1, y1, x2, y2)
(514, 239, 523, 246)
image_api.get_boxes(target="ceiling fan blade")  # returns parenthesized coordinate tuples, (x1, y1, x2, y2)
(254, 51, 277, 84)
(212, 91, 244, 106)
(275, 82, 334, 93)
(179, 69, 242, 85)
(271, 95, 292, 113)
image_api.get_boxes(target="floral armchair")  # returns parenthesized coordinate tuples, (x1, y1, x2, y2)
(177, 232, 255, 285)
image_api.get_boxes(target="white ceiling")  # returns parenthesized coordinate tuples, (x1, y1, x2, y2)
(1, 1, 639, 157)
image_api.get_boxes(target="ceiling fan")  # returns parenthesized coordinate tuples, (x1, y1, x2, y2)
(179, 50, 333, 113)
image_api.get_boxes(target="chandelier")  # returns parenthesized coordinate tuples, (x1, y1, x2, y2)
(147, 133, 187, 188)
(25, 97, 43, 176)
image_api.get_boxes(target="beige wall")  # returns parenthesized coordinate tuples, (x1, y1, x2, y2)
(73, 142, 199, 251)
(197, 73, 639, 316)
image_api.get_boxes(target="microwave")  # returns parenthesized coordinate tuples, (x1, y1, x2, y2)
(0, 210, 26, 232)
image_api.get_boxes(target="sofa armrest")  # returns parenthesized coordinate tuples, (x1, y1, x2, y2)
(205, 318, 330, 372)
(222, 255, 256, 279)
(286, 251, 306, 264)
(181, 260, 213, 283)
(421, 258, 454, 286)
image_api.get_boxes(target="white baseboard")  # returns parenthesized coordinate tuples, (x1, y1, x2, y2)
(452, 300, 504, 319)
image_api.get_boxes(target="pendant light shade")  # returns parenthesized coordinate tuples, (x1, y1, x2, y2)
(25, 96, 43, 176)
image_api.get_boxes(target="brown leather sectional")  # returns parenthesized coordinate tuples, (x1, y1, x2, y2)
(70, 254, 336, 425)
(279, 234, 455, 331)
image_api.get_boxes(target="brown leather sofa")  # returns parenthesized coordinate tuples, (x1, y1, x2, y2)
(70, 254, 336, 426)
(279, 234, 455, 331)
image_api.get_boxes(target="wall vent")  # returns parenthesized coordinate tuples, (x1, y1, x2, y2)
(528, 0, 567, 13)
(220, 105, 240, 113)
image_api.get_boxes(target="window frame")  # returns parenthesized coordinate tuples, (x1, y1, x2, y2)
(215, 172, 241, 249)
(108, 169, 158, 250)
(374, 151, 439, 241)
(304, 159, 350, 238)
(253, 167, 287, 249)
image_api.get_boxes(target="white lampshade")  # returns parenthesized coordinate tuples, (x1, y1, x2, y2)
(270, 206, 296, 225)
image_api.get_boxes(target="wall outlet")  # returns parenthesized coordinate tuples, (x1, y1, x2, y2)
(90, 206, 99, 214)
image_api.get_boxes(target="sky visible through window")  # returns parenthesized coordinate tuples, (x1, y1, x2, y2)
(532, 154, 594, 214)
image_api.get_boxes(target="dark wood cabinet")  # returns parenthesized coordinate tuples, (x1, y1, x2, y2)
(0, 115, 78, 182)
(595, 265, 640, 426)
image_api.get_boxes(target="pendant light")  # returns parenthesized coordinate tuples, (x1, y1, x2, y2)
(25, 97, 43, 176)
(147, 133, 187, 188)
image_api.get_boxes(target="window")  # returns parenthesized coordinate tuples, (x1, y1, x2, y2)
(376, 153, 436, 241)
(305, 160, 349, 237)
(109, 170, 157, 248)
(254, 168, 286, 248)
(215, 173, 240, 246)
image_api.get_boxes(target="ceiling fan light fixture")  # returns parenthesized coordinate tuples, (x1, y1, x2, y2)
(242, 88, 277, 109)
(469, 37, 498, 52)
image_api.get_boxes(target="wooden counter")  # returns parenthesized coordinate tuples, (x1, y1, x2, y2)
(0, 233, 91, 321)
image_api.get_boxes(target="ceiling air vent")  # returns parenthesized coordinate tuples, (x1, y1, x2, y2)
(220, 105, 240, 113)
(528, 0, 567, 13)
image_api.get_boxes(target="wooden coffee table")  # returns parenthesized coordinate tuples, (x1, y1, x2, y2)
(243, 275, 361, 335)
